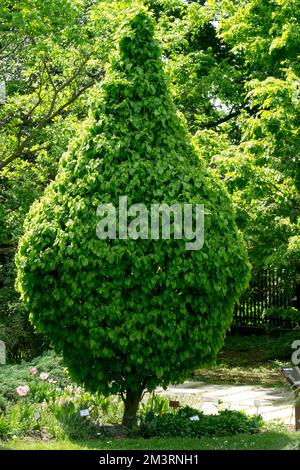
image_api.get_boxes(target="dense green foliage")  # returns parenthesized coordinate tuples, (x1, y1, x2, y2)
(0, 348, 265, 442)
(0, 351, 123, 440)
(0, 352, 265, 442)
(15, 9, 249, 424)
(0, 351, 70, 410)
(0, 254, 49, 362)
(1, 0, 299, 360)
(0, 0, 116, 360)
(263, 307, 300, 328)
(211, 0, 300, 270)
(140, 406, 263, 438)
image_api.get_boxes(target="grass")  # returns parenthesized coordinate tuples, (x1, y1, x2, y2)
(220, 332, 298, 366)
(193, 331, 299, 386)
(2, 432, 300, 450)
(193, 363, 285, 386)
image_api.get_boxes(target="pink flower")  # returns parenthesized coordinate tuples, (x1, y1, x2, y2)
(40, 373, 49, 380)
(30, 367, 38, 375)
(16, 385, 29, 396)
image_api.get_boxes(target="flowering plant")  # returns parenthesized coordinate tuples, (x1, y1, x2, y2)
(16, 385, 29, 397)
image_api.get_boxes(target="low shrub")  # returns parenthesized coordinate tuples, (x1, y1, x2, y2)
(0, 351, 126, 441)
(0, 388, 124, 441)
(0, 351, 71, 410)
(263, 307, 300, 327)
(49, 400, 100, 440)
(140, 406, 263, 438)
(0, 354, 264, 442)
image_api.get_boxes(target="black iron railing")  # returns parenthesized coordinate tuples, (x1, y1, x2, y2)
(233, 268, 298, 327)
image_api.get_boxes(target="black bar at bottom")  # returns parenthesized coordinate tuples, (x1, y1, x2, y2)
(0, 450, 299, 467)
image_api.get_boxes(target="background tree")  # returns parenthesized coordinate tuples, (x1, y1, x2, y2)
(0, 0, 126, 359)
(2, 0, 299, 358)
(214, 0, 299, 276)
(183, 0, 300, 272)
(16, 9, 250, 427)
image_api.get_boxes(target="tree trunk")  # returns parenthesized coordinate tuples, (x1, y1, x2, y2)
(122, 389, 143, 429)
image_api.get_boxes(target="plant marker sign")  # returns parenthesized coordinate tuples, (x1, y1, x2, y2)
(80, 409, 90, 417)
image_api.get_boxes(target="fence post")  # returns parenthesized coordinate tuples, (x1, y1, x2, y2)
(296, 404, 300, 431)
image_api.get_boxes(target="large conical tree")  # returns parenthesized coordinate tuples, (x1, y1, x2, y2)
(16, 9, 250, 428)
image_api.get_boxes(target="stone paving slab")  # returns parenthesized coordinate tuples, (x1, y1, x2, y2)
(156, 381, 295, 425)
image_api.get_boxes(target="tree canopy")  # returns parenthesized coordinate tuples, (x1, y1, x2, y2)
(15, 8, 250, 426)
(0, 0, 299, 358)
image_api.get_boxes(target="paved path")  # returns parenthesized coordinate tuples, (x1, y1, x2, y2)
(156, 382, 295, 425)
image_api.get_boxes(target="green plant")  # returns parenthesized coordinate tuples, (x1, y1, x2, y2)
(139, 394, 169, 417)
(263, 307, 300, 327)
(0, 387, 123, 441)
(16, 8, 250, 428)
(0, 414, 10, 439)
(48, 399, 101, 440)
(0, 256, 49, 363)
(140, 407, 263, 438)
(7, 400, 38, 437)
(0, 351, 71, 411)
(262, 419, 287, 432)
(29, 381, 58, 404)
(96, 395, 123, 425)
(0, 351, 125, 440)
(176, 406, 203, 419)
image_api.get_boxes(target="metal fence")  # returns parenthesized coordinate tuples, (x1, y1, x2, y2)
(233, 267, 297, 327)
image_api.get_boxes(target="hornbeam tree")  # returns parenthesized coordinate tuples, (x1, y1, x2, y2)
(16, 9, 250, 428)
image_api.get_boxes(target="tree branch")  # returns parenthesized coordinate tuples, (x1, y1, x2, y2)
(200, 104, 260, 130)
(0, 245, 16, 255)
(200, 109, 241, 129)
(0, 79, 95, 171)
